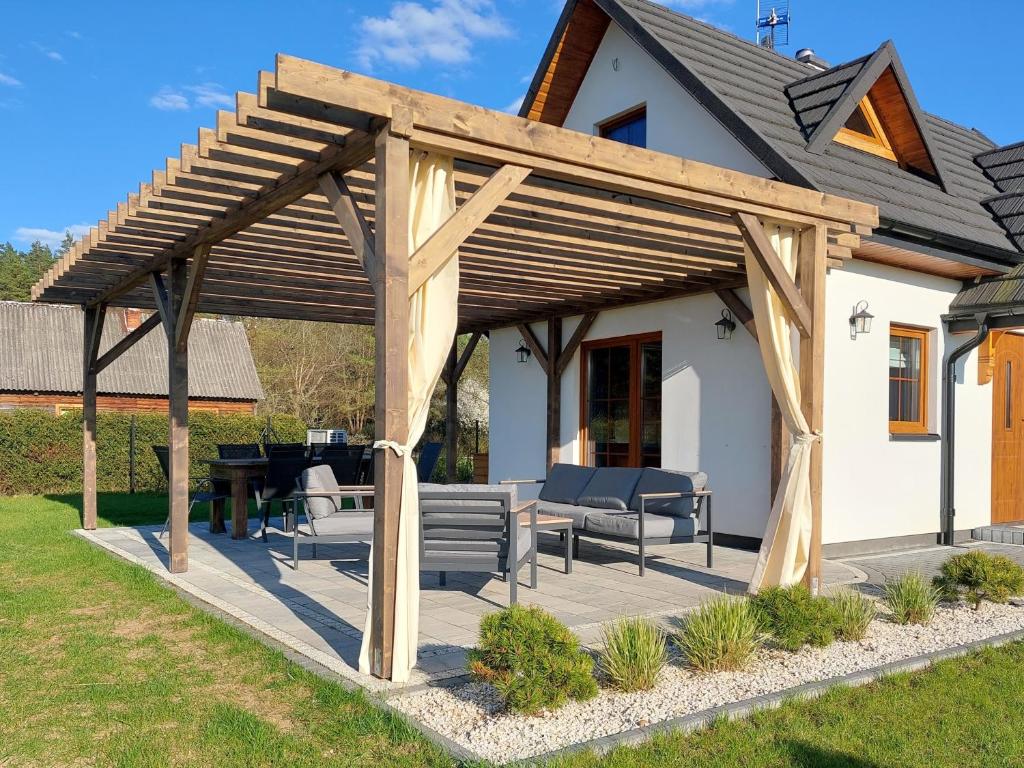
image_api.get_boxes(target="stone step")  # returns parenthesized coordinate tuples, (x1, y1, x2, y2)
(972, 525, 1024, 546)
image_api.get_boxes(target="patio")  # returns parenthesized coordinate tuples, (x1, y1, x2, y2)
(77, 518, 865, 693)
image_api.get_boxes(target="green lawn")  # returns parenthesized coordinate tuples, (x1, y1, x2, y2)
(2, 493, 1024, 767)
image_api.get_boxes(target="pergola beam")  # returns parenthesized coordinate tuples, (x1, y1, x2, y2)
(318, 170, 378, 284)
(733, 212, 813, 338)
(408, 164, 532, 295)
(82, 304, 106, 531)
(94, 312, 162, 374)
(175, 244, 211, 352)
(367, 122, 411, 680)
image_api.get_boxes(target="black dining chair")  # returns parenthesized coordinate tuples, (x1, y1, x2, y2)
(416, 441, 443, 483)
(152, 445, 227, 539)
(255, 454, 310, 541)
(264, 442, 307, 459)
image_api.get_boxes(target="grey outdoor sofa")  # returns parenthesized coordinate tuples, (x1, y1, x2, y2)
(507, 464, 712, 575)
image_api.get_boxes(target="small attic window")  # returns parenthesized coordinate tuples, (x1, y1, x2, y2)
(835, 95, 897, 162)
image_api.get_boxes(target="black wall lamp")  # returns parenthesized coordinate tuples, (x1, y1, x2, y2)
(715, 309, 737, 340)
(849, 300, 874, 340)
(515, 339, 532, 363)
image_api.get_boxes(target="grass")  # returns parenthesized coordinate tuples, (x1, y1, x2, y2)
(0, 493, 453, 768)
(884, 572, 940, 625)
(599, 617, 666, 692)
(674, 595, 762, 672)
(4, 492, 1024, 767)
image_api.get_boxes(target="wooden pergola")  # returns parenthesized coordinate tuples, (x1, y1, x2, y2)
(33, 55, 877, 680)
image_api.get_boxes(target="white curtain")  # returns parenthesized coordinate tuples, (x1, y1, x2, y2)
(746, 223, 817, 593)
(358, 151, 459, 682)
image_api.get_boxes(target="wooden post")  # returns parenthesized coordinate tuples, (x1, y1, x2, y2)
(546, 317, 563, 470)
(82, 304, 105, 530)
(799, 224, 827, 594)
(166, 258, 191, 573)
(369, 124, 410, 680)
(445, 343, 458, 483)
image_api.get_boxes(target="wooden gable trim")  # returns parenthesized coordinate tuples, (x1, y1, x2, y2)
(834, 94, 897, 162)
(523, 0, 610, 125)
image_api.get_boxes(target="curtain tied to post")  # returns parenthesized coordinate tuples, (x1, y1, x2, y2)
(746, 223, 818, 594)
(358, 151, 460, 683)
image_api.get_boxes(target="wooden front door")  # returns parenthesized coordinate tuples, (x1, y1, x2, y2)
(992, 333, 1024, 523)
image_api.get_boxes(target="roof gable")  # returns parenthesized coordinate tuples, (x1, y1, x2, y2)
(521, 0, 1019, 261)
(786, 42, 948, 188)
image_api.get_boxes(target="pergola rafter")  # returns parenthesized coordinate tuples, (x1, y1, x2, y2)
(33, 54, 877, 681)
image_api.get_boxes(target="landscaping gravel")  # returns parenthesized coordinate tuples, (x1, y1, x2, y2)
(391, 600, 1024, 763)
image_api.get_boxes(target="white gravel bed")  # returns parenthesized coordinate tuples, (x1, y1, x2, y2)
(392, 601, 1024, 763)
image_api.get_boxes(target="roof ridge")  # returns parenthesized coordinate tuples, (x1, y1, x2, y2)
(785, 50, 876, 92)
(624, 0, 803, 67)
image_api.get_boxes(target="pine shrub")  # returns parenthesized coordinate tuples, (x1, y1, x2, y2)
(751, 584, 842, 651)
(883, 572, 939, 625)
(599, 617, 666, 692)
(830, 588, 876, 641)
(674, 595, 762, 672)
(468, 605, 597, 714)
(933, 550, 1024, 610)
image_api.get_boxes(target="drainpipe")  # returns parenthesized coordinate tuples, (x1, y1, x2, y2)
(941, 314, 989, 546)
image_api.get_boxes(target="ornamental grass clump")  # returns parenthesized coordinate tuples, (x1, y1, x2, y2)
(933, 550, 1024, 610)
(468, 605, 597, 715)
(751, 584, 842, 651)
(599, 617, 667, 692)
(830, 588, 877, 642)
(883, 572, 939, 625)
(675, 595, 762, 672)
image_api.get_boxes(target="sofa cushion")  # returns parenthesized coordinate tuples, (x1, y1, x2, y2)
(628, 468, 708, 516)
(300, 464, 342, 519)
(307, 512, 374, 536)
(576, 467, 643, 511)
(585, 512, 697, 540)
(536, 500, 593, 528)
(539, 464, 595, 504)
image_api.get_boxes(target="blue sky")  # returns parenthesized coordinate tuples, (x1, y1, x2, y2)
(2, 0, 1021, 250)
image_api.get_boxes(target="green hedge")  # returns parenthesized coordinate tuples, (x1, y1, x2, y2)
(0, 409, 306, 496)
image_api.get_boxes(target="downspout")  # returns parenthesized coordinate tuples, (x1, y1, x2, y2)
(940, 314, 989, 546)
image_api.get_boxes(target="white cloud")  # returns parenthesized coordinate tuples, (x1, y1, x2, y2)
(0, 72, 21, 87)
(32, 42, 64, 62)
(149, 82, 232, 111)
(184, 83, 234, 109)
(502, 95, 524, 114)
(356, 0, 511, 70)
(14, 224, 91, 249)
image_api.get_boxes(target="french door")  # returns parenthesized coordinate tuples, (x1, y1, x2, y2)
(580, 332, 662, 468)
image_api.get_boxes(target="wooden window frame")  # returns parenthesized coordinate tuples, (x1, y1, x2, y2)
(579, 331, 662, 467)
(835, 95, 898, 162)
(598, 105, 647, 145)
(889, 324, 930, 435)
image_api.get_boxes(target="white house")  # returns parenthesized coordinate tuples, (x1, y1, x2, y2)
(488, 0, 1024, 555)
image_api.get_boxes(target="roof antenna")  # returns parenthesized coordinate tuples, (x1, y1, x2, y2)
(756, 1, 791, 50)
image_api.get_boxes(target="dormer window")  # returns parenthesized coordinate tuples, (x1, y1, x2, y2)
(835, 95, 897, 162)
(599, 107, 646, 148)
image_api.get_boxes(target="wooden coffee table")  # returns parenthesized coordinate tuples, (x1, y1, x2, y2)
(205, 458, 268, 539)
(520, 512, 573, 574)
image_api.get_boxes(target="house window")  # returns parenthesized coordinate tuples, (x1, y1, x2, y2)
(835, 95, 897, 162)
(889, 325, 930, 434)
(599, 107, 646, 148)
(580, 332, 662, 467)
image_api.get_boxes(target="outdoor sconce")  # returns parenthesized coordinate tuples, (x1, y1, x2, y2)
(515, 339, 532, 363)
(849, 300, 874, 340)
(715, 309, 736, 341)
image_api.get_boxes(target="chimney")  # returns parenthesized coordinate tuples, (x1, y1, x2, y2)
(795, 48, 830, 71)
(121, 308, 144, 333)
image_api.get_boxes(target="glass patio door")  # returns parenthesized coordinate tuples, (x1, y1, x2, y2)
(581, 333, 662, 467)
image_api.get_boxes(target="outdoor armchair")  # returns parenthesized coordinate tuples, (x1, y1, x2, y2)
(290, 464, 374, 569)
(419, 484, 537, 604)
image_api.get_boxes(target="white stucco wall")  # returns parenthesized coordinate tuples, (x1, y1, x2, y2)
(823, 260, 992, 544)
(562, 22, 770, 176)
(489, 293, 774, 540)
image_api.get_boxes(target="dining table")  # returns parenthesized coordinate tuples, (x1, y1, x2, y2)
(204, 457, 268, 539)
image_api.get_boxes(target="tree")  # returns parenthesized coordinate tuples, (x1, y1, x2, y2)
(0, 240, 57, 301)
